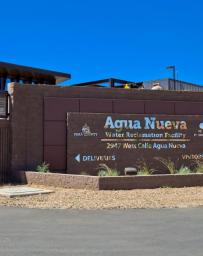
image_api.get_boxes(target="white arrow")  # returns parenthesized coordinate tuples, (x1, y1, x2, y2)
(75, 154, 81, 163)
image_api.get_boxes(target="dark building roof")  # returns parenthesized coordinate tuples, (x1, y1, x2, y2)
(0, 61, 71, 90)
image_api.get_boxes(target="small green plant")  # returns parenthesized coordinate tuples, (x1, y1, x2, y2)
(136, 159, 154, 176)
(194, 160, 203, 173)
(36, 162, 50, 173)
(154, 157, 177, 174)
(176, 166, 191, 175)
(97, 164, 119, 176)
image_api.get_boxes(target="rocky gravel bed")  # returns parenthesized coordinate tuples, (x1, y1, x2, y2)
(0, 185, 203, 209)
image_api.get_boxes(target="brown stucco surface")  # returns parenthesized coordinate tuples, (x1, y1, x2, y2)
(8, 83, 203, 173)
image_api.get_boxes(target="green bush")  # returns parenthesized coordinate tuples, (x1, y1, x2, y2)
(36, 162, 50, 173)
(97, 164, 119, 176)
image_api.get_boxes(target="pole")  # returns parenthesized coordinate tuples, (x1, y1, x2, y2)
(173, 66, 176, 90)
(166, 65, 176, 90)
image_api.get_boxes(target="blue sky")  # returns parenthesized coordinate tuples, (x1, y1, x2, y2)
(0, 0, 203, 85)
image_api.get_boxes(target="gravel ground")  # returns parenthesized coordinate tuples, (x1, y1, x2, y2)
(0, 185, 203, 209)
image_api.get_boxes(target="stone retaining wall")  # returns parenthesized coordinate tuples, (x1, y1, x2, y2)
(15, 171, 203, 190)
(99, 174, 203, 190)
(15, 171, 99, 190)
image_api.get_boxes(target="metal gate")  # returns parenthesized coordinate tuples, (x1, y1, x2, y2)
(0, 121, 10, 184)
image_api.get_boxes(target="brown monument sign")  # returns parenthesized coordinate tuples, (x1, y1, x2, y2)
(67, 113, 203, 175)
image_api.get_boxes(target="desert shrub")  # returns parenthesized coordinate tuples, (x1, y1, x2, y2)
(154, 157, 177, 174)
(136, 159, 154, 176)
(194, 160, 203, 173)
(36, 162, 50, 173)
(137, 169, 152, 176)
(195, 166, 203, 173)
(97, 164, 119, 176)
(176, 166, 191, 175)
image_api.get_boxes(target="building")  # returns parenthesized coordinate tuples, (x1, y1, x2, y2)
(0, 61, 71, 90)
(143, 78, 203, 92)
(1, 62, 203, 184)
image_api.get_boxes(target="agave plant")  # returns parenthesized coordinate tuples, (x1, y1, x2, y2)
(97, 164, 119, 176)
(154, 157, 177, 174)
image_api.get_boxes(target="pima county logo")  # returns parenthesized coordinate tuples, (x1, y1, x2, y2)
(73, 123, 98, 137)
(82, 124, 91, 136)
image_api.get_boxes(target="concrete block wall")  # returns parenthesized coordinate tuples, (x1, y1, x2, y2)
(8, 83, 203, 173)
